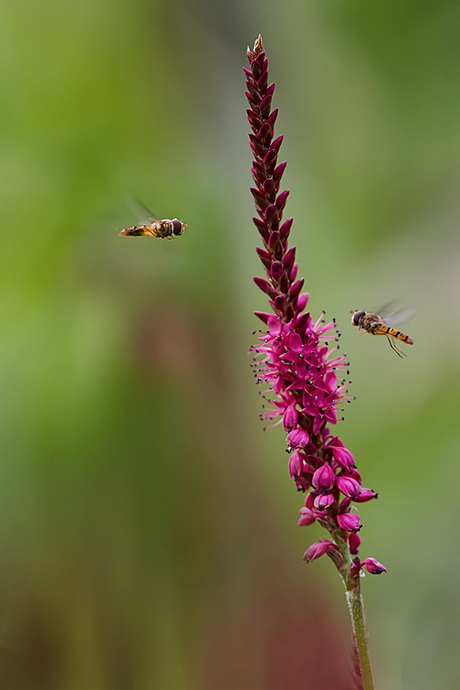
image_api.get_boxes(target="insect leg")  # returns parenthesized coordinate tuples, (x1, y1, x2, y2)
(386, 336, 406, 358)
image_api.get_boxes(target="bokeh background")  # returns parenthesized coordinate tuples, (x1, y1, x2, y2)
(0, 1, 459, 689)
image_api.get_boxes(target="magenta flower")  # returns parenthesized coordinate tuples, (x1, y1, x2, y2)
(245, 35, 384, 689)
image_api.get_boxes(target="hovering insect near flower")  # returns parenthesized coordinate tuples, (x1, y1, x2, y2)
(350, 301, 415, 357)
(119, 197, 186, 240)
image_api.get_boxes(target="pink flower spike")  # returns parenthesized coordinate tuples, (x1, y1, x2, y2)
(303, 539, 334, 563)
(312, 463, 335, 491)
(361, 558, 387, 575)
(331, 446, 356, 470)
(337, 512, 362, 533)
(246, 36, 381, 684)
(298, 507, 315, 526)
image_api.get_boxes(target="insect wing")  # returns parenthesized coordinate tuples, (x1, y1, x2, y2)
(371, 299, 415, 327)
(127, 196, 161, 223)
(374, 299, 403, 319)
(382, 307, 416, 328)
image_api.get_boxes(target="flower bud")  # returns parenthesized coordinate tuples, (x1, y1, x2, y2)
(286, 427, 310, 449)
(303, 539, 334, 563)
(354, 488, 379, 503)
(336, 476, 361, 499)
(304, 492, 315, 509)
(297, 507, 315, 526)
(331, 446, 356, 470)
(361, 558, 387, 575)
(348, 533, 361, 555)
(312, 463, 335, 491)
(283, 404, 298, 431)
(288, 450, 304, 478)
(314, 493, 335, 510)
(337, 512, 362, 533)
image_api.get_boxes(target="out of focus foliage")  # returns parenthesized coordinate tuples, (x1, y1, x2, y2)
(0, 2, 458, 689)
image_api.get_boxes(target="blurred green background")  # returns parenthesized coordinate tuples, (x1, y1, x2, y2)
(0, 1, 459, 689)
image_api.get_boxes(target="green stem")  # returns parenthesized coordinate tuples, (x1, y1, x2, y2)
(333, 535, 374, 689)
(345, 585, 374, 690)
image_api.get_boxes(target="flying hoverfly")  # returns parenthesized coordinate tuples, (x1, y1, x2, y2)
(119, 197, 186, 240)
(350, 301, 415, 357)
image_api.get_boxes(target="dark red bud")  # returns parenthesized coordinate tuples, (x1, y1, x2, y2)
(274, 295, 285, 312)
(279, 217, 293, 238)
(264, 204, 277, 222)
(271, 134, 283, 152)
(253, 277, 277, 300)
(248, 134, 266, 157)
(253, 160, 264, 175)
(257, 71, 268, 91)
(289, 279, 305, 300)
(278, 273, 290, 293)
(273, 161, 287, 180)
(283, 247, 296, 268)
(245, 81, 261, 102)
(251, 168, 263, 187)
(263, 148, 278, 168)
(268, 231, 281, 248)
(263, 178, 275, 197)
(245, 91, 260, 107)
(267, 108, 278, 127)
(276, 189, 289, 212)
(259, 123, 272, 145)
(252, 217, 269, 241)
(247, 109, 261, 129)
(270, 261, 283, 280)
(256, 246, 271, 262)
(250, 187, 268, 210)
(259, 93, 273, 115)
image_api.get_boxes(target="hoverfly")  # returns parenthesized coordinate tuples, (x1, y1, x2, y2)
(350, 301, 415, 357)
(119, 197, 186, 240)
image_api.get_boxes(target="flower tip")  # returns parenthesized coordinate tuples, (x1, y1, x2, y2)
(253, 35, 264, 56)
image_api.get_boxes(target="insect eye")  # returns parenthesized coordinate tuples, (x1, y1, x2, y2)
(352, 310, 365, 326)
(172, 219, 183, 236)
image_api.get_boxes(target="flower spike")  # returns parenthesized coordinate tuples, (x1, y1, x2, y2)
(245, 35, 382, 688)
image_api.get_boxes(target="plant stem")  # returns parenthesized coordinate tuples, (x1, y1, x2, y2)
(345, 586, 374, 690)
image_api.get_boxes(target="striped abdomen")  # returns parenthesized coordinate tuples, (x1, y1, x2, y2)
(373, 325, 413, 345)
